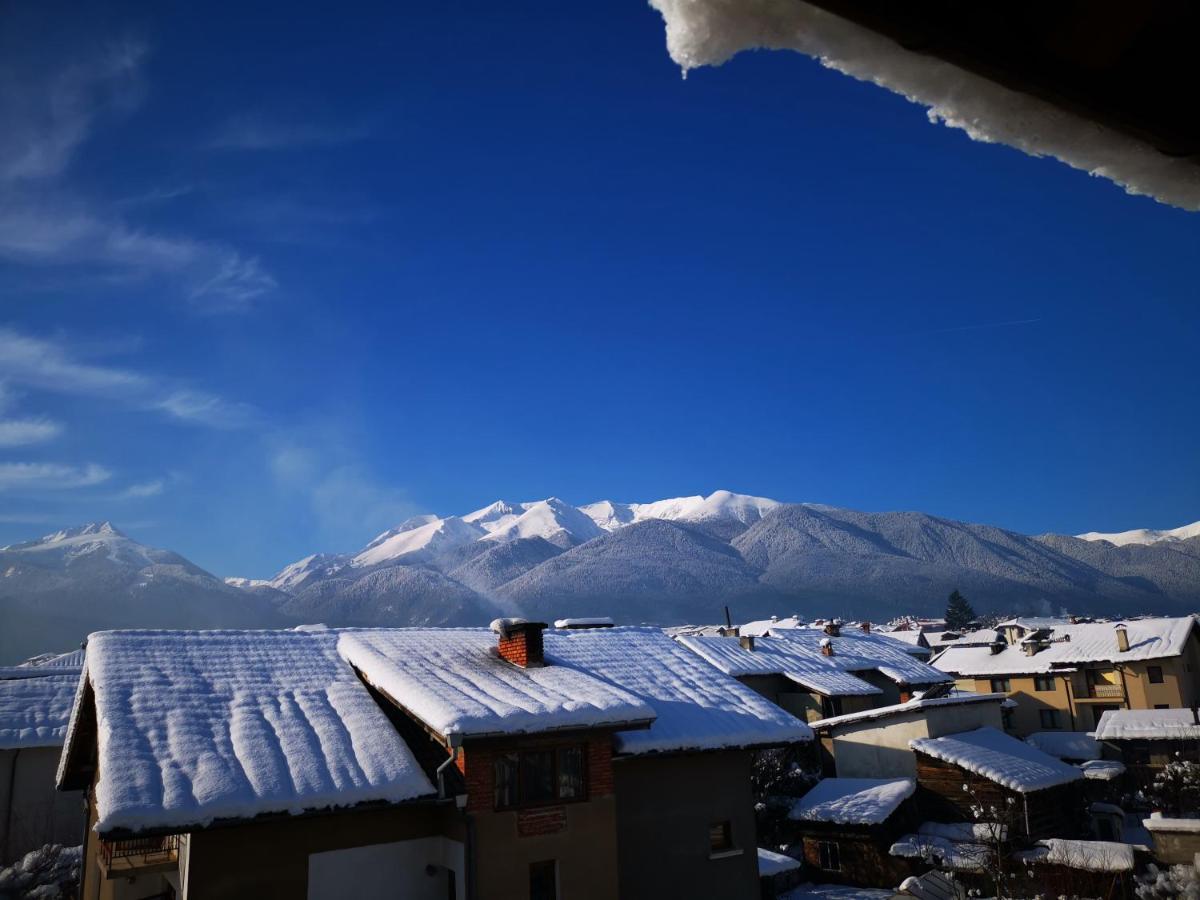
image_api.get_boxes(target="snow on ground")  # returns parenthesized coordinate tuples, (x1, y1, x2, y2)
(1078, 520, 1200, 546)
(791, 777, 914, 825)
(1093, 706, 1200, 741)
(910, 726, 1083, 792)
(544, 627, 813, 755)
(757, 847, 803, 877)
(339, 630, 655, 738)
(781, 885, 893, 900)
(0, 674, 77, 748)
(647, 0, 1200, 210)
(1016, 838, 1135, 872)
(1025, 730, 1102, 761)
(77, 630, 436, 834)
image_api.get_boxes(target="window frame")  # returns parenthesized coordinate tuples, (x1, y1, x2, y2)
(989, 677, 1011, 693)
(708, 821, 734, 854)
(494, 745, 588, 812)
(1147, 665, 1164, 684)
(1033, 675, 1055, 692)
(817, 840, 841, 872)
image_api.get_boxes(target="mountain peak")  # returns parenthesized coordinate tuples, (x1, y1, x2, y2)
(1077, 520, 1200, 547)
(2, 521, 127, 550)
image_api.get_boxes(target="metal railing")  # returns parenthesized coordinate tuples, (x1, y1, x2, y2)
(1087, 683, 1123, 699)
(100, 833, 180, 869)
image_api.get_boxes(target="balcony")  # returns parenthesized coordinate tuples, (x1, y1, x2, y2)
(100, 834, 181, 877)
(1086, 683, 1124, 699)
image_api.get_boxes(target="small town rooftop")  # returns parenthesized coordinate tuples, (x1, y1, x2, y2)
(0, 673, 78, 749)
(910, 726, 1084, 793)
(807, 691, 1006, 731)
(1093, 706, 1200, 741)
(790, 777, 915, 826)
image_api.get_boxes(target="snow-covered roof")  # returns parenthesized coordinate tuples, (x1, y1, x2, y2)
(0, 674, 77, 749)
(910, 726, 1083, 793)
(875, 630, 927, 650)
(1015, 839, 1134, 872)
(739, 615, 805, 637)
(890, 822, 998, 872)
(757, 847, 803, 877)
(1080, 760, 1126, 781)
(933, 616, 1196, 676)
(1093, 707, 1200, 741)
(339, 630, 655, 739)
(21, 649, 86, 669)
(809, 691, 1004, 731)
(74, 630, 436, 834)
(1024, 731, 1102, 761)
(790, 777, 915, 825)
(771, 629, 953, 686)
(676, 636, 882, 697)
(553, 617, 613, 629)
(544, 627, 812, 755)
(1143, 815, 1200, 833)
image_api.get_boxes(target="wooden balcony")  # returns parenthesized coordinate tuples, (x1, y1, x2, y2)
(100, 834, 180, 878)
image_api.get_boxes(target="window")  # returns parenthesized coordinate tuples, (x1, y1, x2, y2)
(709, 821, 733, 854)
(820, 696, 843, 718)
(1148, 666, 1164, 684)
(1039, 709, 1060, 729)
(990, 678, 1011, 693)
(1155, 704, 1170, 710)
(817, 840, 841, 872)
(1034, 675, 1055, 692)
(529, 860, 557, 900)
(494, 746, 587, 810)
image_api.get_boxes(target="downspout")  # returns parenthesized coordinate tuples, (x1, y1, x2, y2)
(1116, 664, 1131, 709)
(437, 733, 464, 799)
(1062, 674, 1077, 731)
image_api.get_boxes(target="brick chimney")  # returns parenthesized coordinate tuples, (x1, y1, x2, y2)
(1114, 623, 1130, 653)
(491, 618, 548, 668)
(739, 635, 755, 651)
(824, 620, 841, 638)
(859, 621, 871, 634)
(820, 637, 834, 657)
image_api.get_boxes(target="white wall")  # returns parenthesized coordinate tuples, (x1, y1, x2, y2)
(307, 836, 465, 900)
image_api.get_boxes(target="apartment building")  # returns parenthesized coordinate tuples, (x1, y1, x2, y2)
(932, 616, 1200, 735)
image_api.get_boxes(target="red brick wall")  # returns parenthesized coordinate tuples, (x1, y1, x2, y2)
(458, 734, 614, 815)
(497, 628, 544, 667)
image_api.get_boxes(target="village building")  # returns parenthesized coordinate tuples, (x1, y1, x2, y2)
(57, 623, 811, 900)
(932, 616, 1200, 735)
(1093, 706, 1200, 795)
(908, 726, 1085, 839)
(677, 621, 952, 724)
(789, 777, 918, 889)
(806, 692, 1007, 779)
(1141, 813, 1200, 864)
(0, 651, 86, 862)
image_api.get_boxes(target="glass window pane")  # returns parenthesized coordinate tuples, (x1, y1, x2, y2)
(557, 746, 584, 800)
(494, 753, 519, 809)
(521, 750, 556, 805)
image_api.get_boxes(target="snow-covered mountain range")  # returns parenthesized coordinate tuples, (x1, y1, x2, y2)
(3, 493, 1198, 664)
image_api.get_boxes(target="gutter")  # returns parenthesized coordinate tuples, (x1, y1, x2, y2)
(437, 734, 463, 800)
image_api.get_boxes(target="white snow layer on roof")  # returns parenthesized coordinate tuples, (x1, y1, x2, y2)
(790, 777, 914, 825)
(648, 0, 1200, 211)
(676, 636, 882, 696)
(910, 726, 1083, 793)
(1025, 731, 1102, 761)
(757, 847, 803, 877)
(809, 692, 1005, 730)
(81, 630, 435, 834)
(1081, 759, 1126, 781)
(1093, 706, 1200, 741)
(544, 627, 812, 754)
(339, 630, 655, 738)
(1143, 815, 1200, 833)
(933, 616, 1196, 676)
(1016, 838, 1134, 872)
(0, 674, 77, 749)
(771, 629, 951, 686)
(890, 822, 998, 872)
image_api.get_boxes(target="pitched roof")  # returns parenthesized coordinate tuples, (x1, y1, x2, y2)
(1093, 707, 1200, 741)
(771, 629, 953, 686)
(932, 616, 1196, 676)
(910, 726, 1084, 792)
(67, 630, 436, 835)
(0, 673, 77, 749)
(544, 627, 812, 754)
(675, 635, 883, 697)
(339, 629, 656, 739)
(1015, 838, 1134, 872)
(809, 691, 1005, 731)
(790, 777, 915, 825)
(1024, 731, 1102, 761)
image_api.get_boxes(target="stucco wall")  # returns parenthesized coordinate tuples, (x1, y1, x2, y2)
(0, 746, 84, 863)
(613, 750, 759, 900)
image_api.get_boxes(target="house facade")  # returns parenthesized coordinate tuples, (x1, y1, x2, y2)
(933, 616, 1200, 735)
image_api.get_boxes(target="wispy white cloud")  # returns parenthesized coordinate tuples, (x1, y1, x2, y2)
(0, 37, 276, 311)
(116, 478, 164, 499)
(0, 417, 64, 447)
(0, 462, 111, 491)
(207, 113, 373, 151)
(0, 326, 260, 429)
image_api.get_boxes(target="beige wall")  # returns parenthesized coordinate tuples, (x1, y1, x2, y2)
(828, 701, 1003, 779)
(614, 751, 759, 900)
(0, 746, 84, 863)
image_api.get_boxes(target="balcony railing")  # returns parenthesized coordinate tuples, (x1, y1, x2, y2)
(1087, 683, 1124, 699)
(100, 834, 180, 872)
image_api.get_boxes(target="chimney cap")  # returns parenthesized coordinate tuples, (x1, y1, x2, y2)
(490, 618, 548, 639)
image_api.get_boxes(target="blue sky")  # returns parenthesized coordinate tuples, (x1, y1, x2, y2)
(2, 1, 1197, 577)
